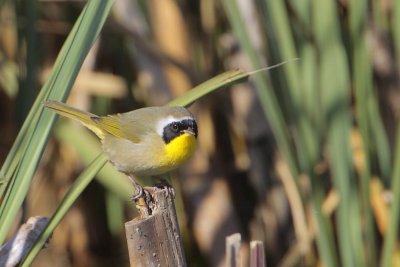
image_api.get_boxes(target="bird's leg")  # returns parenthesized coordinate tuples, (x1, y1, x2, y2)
(128, 175, 144, 200)
(128, 176, 153, 216)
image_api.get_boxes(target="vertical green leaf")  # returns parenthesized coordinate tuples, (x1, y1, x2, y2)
(381, 122, 400, 267)
(0, 0, 113, 245)
(222, 0, 298, 187)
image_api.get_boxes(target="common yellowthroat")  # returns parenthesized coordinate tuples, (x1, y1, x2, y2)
(44, 100, 198, 197)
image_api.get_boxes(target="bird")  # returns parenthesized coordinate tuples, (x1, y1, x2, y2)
(44, 100, 198, 198)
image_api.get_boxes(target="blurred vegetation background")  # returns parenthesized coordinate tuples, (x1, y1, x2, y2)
(1, 0, 400, 266)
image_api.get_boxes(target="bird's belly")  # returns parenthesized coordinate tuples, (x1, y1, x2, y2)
(101, 136, 158, 176)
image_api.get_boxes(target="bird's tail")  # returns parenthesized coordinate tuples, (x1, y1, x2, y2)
(44, 100, 105, 139)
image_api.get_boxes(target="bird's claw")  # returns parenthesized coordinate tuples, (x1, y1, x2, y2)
(128, 175, 145, 201)
(155, 179, 175, 199)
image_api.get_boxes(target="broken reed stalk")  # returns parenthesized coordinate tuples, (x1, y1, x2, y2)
(226, 233, 241, 267)
(226, 233, 267, 267)
(250, 241, 265, 267)
(125, 186, 187, 267)
(0, 216, 50, 267)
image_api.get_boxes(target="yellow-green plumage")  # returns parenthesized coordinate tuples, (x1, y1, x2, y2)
(44, 100, 197, 177)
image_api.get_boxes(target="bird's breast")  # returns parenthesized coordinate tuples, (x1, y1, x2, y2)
(157, 133, 197, 169)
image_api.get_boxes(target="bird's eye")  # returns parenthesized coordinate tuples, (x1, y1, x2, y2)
(172, 122, 179, 131)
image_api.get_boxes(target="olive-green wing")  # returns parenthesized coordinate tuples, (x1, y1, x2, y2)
(90, 116, 124, 139)
(92, 114, 150, 143)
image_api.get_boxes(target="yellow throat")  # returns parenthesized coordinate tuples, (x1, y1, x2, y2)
(159, 133, 197, 169)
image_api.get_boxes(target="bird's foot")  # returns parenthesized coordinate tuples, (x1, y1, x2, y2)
(128, 176, 154, 216)
(155, 178, 175, 199)
(128, 176, 145, 201)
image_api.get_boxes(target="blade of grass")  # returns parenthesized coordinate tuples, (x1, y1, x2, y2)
(380, 122, 400, 267)
(297, 44, 340, 266)
(299, 44, 321, 164)
(167, 70, 248, 107)
(0, 1, 110, 192)
(321, 42, 361, 267)
(20, 154, 108, 266)
(369, 106, 391, 183)
(350, 0, 378, 263)
(0, 0, 113, 245)
(265, 0, 316, 175)
(265, 0, 299, 106)
(265, 0, 325, 183)
(314, 0, 365, 265)
(263, 0, 340, 265)
(167, 61, 294, 108)
(353, 39, 377, 267)
(264, 7, 339, 264)
(298, 45, 339, 264)
(381, 1, 400, 252)
(222, 0, 299, 183)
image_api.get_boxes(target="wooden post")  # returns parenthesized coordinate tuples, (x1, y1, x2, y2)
(125, 186, 187, 267)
